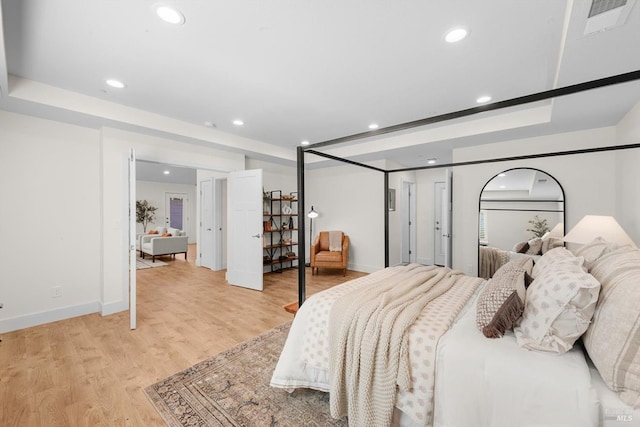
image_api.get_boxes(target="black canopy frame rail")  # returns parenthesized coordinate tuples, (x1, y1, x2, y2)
(295, 69, 640, 308)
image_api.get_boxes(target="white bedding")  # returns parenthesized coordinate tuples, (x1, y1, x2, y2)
(271, 270, 638, 426)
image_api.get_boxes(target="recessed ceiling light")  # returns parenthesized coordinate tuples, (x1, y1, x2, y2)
(163, 170, 170, 175)
(498, 173, 506, 177)
(499, 185, 506, 189)
(300, 140, 310, 146)
(105, 79, 125, 89)
(368, 123, 379, 130)
(444, 27, 468, 43)
(427, 158, 437, 164)
(233, 119, 244, 126)
(476, 95, 492, 104)
(154, 4, 185, 25)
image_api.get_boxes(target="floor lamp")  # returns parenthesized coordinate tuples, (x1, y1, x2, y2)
(307, 206, 318, 266)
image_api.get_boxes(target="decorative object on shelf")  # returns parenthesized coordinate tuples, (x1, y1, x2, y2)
(263, 189, 299, 273)
(263, 188, 271, 214)
(286, 251, 296, 259)
(136, 200, 158, 232)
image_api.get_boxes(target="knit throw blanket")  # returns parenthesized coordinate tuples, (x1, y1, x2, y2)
(328, 264, 466, 425)
(329, 230, 343, 252)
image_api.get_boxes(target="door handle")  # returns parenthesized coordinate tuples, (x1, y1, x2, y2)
(435, 227, 440, 231)
(252, 234, 261, 238)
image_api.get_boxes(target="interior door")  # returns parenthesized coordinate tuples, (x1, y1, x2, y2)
(200, 179, 214, 269)
(227, 169, 263, 291)
(214, 177, 227, 270)
(401, 181, 416, 264)
(443, 169, 453, 268)
(434, 181, 445, 266)
(128, 148, 137, 330)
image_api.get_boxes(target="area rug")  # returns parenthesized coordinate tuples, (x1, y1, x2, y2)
(144, 322, 346, 427)
(136, 256, 168, 270)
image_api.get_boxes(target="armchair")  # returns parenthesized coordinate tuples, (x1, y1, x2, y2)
(310, 231, 349, 276)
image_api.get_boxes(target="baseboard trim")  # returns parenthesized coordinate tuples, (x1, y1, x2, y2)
(417, 257, 433, 265)
(101, 300, 128, 316)
(0, 301, 101, 334)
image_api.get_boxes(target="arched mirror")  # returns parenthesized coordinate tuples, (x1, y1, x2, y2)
(478, 168, 565, 279)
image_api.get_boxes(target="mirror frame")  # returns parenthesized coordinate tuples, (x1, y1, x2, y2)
(477, 167, 566, 277)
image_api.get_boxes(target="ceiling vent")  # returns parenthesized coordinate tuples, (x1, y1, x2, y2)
(585, 0, 636, 34)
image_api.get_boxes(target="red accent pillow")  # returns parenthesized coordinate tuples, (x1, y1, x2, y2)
(148, 230, 158, 234)
(162, 232, 172, 237)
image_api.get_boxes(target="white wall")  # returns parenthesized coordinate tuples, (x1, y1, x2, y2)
(136, 180, 197, 243)
(0, 111, 102, 332)
(615, 101, 640, 244)
(307, 163, 385, 272)
(101, 127, 245, 316)
(452, 126, 623, 275)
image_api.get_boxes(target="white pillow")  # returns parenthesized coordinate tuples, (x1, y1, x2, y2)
(167, 227, 180, 236)
(531, 247, 579, 278)
(573, 236, 622, 271)
(514, 259, 600, 354)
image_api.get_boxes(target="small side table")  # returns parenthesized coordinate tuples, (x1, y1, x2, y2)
(283, 300, 299, 315)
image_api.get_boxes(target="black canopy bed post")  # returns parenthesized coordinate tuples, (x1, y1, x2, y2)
(384, 172, 390, 267)
(297, 146, 306, 308)
(294, 70, 640, 308)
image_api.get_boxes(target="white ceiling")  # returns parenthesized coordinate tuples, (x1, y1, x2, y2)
(1, 0, 639, 167)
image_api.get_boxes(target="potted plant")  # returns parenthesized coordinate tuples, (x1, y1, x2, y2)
(527, 215, 550, 238)
(136, 200, 158, 232)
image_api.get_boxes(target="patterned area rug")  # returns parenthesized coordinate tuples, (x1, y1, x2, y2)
(136, 256, 168, 270)
(144, 322, 347, 426)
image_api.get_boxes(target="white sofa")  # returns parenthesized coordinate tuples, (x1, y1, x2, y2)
(140, 227, 188, 262)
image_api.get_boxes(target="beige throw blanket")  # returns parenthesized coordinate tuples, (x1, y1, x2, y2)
(329, 264, 465, 426)
(479, 246, 509, 279)
(329, 230, 342, 252)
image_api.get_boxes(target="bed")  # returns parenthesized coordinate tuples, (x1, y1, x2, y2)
(271, 239, 640, 426)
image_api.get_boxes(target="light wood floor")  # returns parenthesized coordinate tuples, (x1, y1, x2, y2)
(0, 245, 366, 426)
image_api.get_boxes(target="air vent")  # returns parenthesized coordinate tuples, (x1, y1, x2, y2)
(585, 0, 635, 34)
(589, 0, 627, 17)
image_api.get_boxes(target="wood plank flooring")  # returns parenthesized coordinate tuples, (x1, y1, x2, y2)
(0, 245, 367, 426)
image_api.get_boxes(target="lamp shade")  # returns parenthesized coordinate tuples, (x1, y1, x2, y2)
(548, 222, 564, 238)
(563, 215, 636, 247)
(307, 206, 318, 219)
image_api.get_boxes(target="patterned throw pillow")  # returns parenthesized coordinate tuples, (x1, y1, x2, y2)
(573, 237, 621, 271)
(514, 259, 600, 354)
(476, 257, 533, 338)
(582, 246, 640, 407)
(513, 241, 529, 253)
(526, 238, 543, 255)
(531, 247, 578, 278)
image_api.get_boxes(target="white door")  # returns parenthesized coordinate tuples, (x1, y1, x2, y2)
(443, 169, 453, 268)
(227, 169, 263, 291)
(166, 193, 189, 231)
(214, 178, 227, 270)
(200, 179, 214, 269)
(401, 181, 416, 264)
(128, 148, 137, 330)
(434, 182, 445, 266)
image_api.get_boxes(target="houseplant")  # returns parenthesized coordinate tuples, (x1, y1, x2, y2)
(527, 215, 550, 238)
(136, 200, 158, 232)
